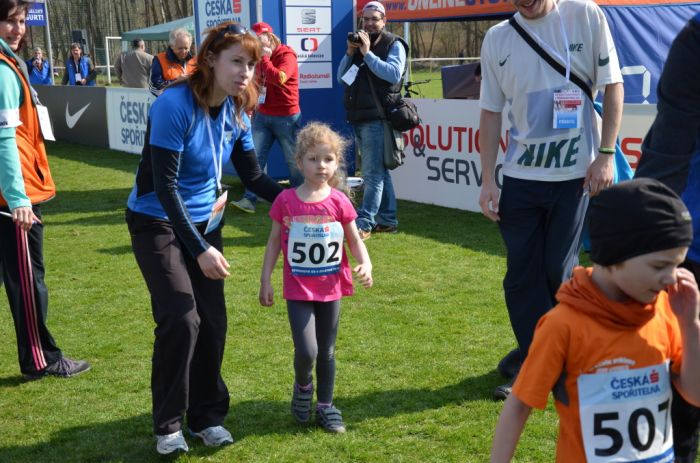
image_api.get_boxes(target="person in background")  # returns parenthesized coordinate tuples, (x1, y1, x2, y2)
(0, 0, 90, 380)
(149, 27, 195, 95)
(231, 21, 302, 214)
(25, 46, 51, 85)
(635, 13, 700, 463)
(337, 0, 408, 240)
(62, 42, 96, 86)
(126, 21, 283, 455)
(478, 0, 624, 399)
(114, 38, 153, 89)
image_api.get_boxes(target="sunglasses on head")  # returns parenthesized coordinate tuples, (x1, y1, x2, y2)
(215, 23, 249, 41)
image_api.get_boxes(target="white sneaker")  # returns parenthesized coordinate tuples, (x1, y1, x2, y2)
(155, 430, 189, 455)
(191, 425, 234, 447)
(230, 197, 256, 213)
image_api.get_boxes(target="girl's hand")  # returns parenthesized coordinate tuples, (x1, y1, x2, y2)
(353, 264, 373, 288)
(196, 247, 230, 280)
(259, 280, 274, 306)
(668, 267, 700, 326)
(12, 206, 41, 231)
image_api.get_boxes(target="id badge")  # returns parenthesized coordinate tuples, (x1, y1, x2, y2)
(36, 105, 56, 141)
(258, 87, 266, 105)
(553, 88, 583, 129)
(341, 64, 359, 86)
(75, 72, 82, 82)
(204, 190, 228, 235)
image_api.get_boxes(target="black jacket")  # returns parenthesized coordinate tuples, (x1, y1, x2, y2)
(344, 30, 409, 124)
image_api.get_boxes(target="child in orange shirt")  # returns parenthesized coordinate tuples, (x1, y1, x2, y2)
(490, 178, 700, 463)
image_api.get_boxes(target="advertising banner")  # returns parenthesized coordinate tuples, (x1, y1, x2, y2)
(26, 3, 47, 26)
(392, 99, 656, 213)
(106, 88, 155, 155)
(194, 0, 251, 45)
(285, 0, 334, 89)
(35, 86, 109, 147)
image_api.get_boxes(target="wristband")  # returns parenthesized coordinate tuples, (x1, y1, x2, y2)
(598, 147, 615, 155)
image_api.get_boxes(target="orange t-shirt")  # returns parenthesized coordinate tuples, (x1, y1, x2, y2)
(513, 267, 683, 462)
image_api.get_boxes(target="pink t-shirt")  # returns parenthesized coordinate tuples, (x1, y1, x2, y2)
(269, 188, 357, 301)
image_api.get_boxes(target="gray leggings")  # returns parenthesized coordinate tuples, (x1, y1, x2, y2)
(286, 299, 341, 404)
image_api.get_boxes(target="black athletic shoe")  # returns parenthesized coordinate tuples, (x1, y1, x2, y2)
(494, 376, 516, 401)
(497, 348, 522, 380)
(23, 357, 91, 380)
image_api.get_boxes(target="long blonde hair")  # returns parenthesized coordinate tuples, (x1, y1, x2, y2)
(295, 122, 352, 198)
(188, 22, 261, 125)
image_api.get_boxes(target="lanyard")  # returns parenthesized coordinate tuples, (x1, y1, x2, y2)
(517, 1, 571, 82)
(205, 108, 226, 194)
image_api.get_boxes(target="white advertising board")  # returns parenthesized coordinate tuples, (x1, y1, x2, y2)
(106, 88, 155, 155)
(194, 0, 251, 45)
(393, 100, 657, 213)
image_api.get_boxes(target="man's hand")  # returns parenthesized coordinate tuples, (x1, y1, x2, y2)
(346, 40, 360, 56)
(479, 179, 501, 222)
(358, 30, 371, 55)
(584, 153, 614, 196)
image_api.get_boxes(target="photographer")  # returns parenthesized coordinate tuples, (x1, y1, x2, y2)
(337, 0, 407, 240)
(26, 46, 51, 85)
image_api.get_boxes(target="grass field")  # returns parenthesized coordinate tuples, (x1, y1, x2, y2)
(0, 142, 560, 462)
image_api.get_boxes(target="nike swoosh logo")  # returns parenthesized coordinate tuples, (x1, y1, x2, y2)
(598, 54, 610, 67)
(65, 102, 91, 129)
(499, 55, 510, 66)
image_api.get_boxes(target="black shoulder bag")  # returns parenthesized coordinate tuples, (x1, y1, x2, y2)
(367, 75, 406, 170)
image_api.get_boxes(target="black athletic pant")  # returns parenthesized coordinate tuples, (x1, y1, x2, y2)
(126, 210, 230, 435)
(0, 205, 62, 375)
(287, 300, 340, 404)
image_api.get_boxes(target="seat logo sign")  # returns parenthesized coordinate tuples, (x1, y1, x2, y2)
(301, 9, 316, 24)
(65, 102, 91, 129)
(301, 38, 319, 52)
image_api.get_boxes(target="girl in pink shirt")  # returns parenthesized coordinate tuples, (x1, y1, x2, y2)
(260, 122, 373, 433)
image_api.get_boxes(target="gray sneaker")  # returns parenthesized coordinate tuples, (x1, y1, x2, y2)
(230, 197, 256, 213)
(23, 357, 91, 380)
(316, 406, 346, 433)
(156, 430, 189, 455)
(190, 425, 234, 447)
(291, 383, 314, 423)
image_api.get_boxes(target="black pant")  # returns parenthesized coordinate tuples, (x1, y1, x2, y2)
(126, 210, 230, 435)
(672, 259, 700, 462)
(0, 206, 62, 375)
(287, 300, 341, 404)
(498, 177, 588, 357)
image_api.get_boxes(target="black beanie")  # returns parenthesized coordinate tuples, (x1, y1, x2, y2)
(589, 178, 693, 266)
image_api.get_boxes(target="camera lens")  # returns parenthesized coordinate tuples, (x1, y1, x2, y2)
(347, 32, 360, 43)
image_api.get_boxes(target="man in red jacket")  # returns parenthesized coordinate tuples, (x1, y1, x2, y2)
(231, 22, 302, 214)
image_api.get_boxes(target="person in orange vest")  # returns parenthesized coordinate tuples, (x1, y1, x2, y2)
(0, 0, 90, 379)
(149, 27, 196, 96)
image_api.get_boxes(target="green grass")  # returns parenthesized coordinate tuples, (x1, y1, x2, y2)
(0, 142, 559, 462)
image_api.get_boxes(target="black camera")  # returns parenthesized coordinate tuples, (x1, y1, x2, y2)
(347, 30, 365, 44)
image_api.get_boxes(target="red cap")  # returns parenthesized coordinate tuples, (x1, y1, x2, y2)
(251, 22, 273, 36)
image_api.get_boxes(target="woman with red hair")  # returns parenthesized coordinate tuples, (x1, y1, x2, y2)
(126, 22, 282, 455)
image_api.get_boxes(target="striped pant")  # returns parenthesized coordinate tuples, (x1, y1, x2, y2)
(0, 206, 62, 375)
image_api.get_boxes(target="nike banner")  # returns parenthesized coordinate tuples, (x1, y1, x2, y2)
(35, 86, 109, 147)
